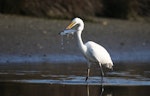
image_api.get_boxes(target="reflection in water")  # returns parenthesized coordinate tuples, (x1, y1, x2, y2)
(86, 84, 114, 96)
(0, 59, 150, 96)
(0, 82, 150, 96)
(61, 35, 64, 50)
(85, 84, 150, 96)
(87, 84, 104, 96)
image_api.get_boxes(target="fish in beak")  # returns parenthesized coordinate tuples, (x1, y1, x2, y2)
(59, 21, 77, 36)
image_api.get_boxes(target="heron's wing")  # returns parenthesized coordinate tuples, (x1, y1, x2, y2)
(85, 41, 102, 62)
(85, 41, 113, 64)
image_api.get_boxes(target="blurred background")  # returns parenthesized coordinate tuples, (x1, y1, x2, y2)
(0, 0, 150, 20)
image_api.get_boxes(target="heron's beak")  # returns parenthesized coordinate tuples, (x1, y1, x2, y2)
(66, 21, 76, 29)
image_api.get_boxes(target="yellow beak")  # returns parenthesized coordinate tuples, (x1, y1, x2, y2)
(66, 22, 76, 29)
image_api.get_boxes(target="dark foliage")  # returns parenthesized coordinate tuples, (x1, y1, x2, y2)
(0, 0, 149, 19)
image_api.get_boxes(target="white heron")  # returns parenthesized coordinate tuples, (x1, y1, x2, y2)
(60, 17, 113, 82)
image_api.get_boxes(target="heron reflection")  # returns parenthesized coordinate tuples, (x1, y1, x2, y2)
(86, 84, 104, 96)
(86, 84, 113, 96)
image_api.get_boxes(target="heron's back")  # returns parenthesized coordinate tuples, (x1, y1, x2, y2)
(85, 41, 113, 69)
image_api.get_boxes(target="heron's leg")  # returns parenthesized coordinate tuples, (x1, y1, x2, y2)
(85, 62, 91, 81)
(86, 68, 90, 81)
(99, 63, 104, 83)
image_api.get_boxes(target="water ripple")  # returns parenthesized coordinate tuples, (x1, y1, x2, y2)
(1, 75, 149, 86)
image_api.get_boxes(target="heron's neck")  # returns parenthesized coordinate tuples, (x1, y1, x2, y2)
(76, 30, 87, 54)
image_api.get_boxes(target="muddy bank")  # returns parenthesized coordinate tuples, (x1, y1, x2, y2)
(0, 14, 150, 64)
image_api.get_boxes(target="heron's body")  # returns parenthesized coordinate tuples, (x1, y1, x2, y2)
(84, 41, 113, 66)
(61, 17, 113, 81)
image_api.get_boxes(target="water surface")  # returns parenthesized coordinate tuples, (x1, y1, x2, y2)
(0, 55, 149, 96)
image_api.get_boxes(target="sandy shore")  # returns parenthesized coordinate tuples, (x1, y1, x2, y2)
(0, 14, 150, 64)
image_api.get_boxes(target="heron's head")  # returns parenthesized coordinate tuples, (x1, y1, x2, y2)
(59, 17, 84, 36)
(66, 17, 84, 31)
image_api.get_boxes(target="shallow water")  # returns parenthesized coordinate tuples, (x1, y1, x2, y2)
(0, 82, 150, 96)
(0, 55, 150, 96)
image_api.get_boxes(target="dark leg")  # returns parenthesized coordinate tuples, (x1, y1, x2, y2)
(85, 68, 90, 81)
(86, 61, 91, 81)
(99, 63, 104, 84)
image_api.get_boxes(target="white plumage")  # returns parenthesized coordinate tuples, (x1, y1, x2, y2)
(60, 17, 113, 81)
(85, 41, 113, 66)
